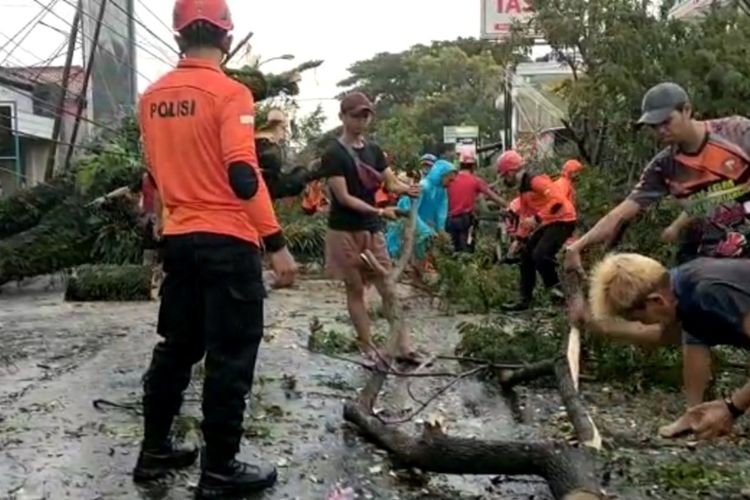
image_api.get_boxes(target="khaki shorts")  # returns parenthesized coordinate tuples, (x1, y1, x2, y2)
(325, 229, 391, 285)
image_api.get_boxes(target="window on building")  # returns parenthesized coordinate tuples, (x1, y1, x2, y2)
(0, 105, 16, 159)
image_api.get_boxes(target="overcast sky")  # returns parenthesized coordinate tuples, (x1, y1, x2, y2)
(1, 0, 483, 130)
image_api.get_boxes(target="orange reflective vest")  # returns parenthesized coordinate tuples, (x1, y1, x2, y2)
(519, 173, 576, 226)
(301, 180, 329, 214)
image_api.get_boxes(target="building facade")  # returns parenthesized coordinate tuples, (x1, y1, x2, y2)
(0, 67, 85, 195)
(668, 0, 749, 20)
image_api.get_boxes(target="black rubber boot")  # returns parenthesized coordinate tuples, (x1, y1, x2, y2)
(196, 459, 277, 498)
(133, 439, 199, 482)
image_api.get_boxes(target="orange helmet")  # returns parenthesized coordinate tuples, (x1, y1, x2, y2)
(173, 0, 233, 32)
(562, 159, 584, 177)
(496, 150, 524, 177)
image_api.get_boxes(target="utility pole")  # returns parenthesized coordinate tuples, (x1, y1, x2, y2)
(45, 0, 81, 181)
(64, 0, 108, 172)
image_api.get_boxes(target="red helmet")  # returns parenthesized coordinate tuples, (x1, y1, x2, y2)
(496, 150, 524, 177)
(173, 0, 233, 32)
(459, 150, 477, 164)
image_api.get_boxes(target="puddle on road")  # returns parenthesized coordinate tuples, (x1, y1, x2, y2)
(0, 277, 551, 499)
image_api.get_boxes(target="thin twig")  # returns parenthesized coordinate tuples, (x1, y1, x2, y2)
(376, 365, 489, 425)
(321, 352, 465, 378)
(404, 355, 439, 405)
(437, 354, 529, 370)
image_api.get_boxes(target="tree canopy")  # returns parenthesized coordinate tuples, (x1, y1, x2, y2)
(338, 41, 514, 168)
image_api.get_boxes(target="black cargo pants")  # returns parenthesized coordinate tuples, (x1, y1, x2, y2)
(519, 221, 576, 303)
(142, 233, 266, 465)
(446, 213, 477, 253)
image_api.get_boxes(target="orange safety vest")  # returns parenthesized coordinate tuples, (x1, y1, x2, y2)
(301, 180, 329, 214)
(520, 173, 577, 226)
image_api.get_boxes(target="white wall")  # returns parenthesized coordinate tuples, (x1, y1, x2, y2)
(0, 85, 34, 115)
(23, 139, 51, 187)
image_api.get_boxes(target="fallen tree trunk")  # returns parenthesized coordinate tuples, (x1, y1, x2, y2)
(343, 404, 601, 500)
(342, 200, 605, 499)
(65, 264, 153, 302)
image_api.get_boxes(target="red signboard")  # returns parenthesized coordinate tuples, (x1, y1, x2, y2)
(481, 0, 535, 39)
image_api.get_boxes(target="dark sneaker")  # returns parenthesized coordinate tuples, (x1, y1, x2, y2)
(196, 459, 277, 498)
(133, 440, 199, 482)
(501, 300, 531, 312)
(549, 286, 566, 302)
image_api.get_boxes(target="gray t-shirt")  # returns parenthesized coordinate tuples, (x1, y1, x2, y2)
(671, 258, 750, 347)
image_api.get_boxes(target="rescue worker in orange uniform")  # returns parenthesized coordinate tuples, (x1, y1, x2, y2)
(134, 1, 295, 496)
(565, 82, 750, 275)
(301, 175, 330, 215)
(497, 150, 577, 310)
(555, 159, 584, 205)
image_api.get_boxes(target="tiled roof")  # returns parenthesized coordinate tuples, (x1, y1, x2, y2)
(3, 65, 85, 98)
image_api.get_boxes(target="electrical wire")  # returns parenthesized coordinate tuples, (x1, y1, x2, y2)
(108, 0, 177, 55)
(0, 120, 138, 169)
(27, 0, 156, 85)
(0, 46, 127, 138)
(134, 0, 172, 36)
(0, 0, 62, 65)
(57, 0, 175, 68)
(0, 48, 87, 102)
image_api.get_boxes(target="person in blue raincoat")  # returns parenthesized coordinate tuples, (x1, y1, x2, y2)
(387, 160, 457, 259)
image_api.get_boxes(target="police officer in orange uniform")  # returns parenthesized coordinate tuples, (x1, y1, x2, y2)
(497, 150, 577, 310)
(134, 1, 295, 496)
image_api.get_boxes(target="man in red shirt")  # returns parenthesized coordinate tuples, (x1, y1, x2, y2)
(446, 150, 506, 252)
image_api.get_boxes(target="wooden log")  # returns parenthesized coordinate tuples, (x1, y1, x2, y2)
(498, 359, 555, 389)
(344, 402, 601, 500)
(65, 264, 153, 302)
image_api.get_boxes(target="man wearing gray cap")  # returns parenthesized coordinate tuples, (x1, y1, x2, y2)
(565, 82, 750, 272)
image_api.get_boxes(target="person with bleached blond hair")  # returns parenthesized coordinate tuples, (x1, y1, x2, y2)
(578, 252, 750, 440)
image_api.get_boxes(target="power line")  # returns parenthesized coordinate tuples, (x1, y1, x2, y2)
(0, 119, 137, 162)
(108, 0, 177, 55)
(28, 0, 155, 85)
(134, 0, 172, 36)
(0, 45, 87, 102)
(26, 38, 73, 83)
(0, 0, 62, 65)
(58, 0, 175, 67)
(38, 19, 76, 38)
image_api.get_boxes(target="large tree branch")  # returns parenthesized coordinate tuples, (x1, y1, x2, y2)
(343, 197, 606, 499)
(344, 403, 601, 500)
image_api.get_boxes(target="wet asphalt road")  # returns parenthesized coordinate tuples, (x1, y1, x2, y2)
(0, 276, 550, 500)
